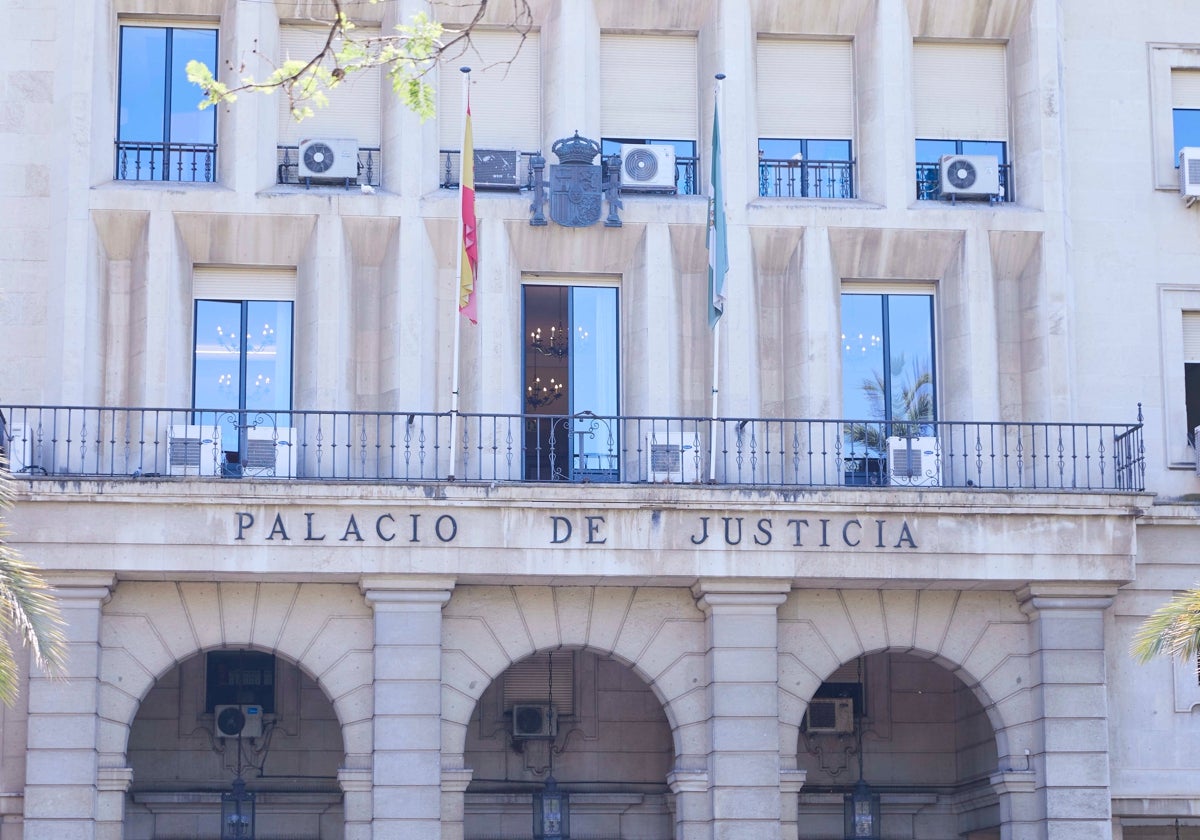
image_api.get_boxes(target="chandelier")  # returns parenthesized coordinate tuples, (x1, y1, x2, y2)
(526, 375, 564, 409)
(530, 322, 569, 357)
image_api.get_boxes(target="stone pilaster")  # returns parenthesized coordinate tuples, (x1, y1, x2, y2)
(22, 573, 114, 840)
(361, 575, 455, 839)
(666, 769, 709, 840)
(338, 763, 373, 840)
(439, 767, 474, 840)
(779, 769, 808, 840)
(1018, 584, 1118, 840)
(693, 579, 791, 840)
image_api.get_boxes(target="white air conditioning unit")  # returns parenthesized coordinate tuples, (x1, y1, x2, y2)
(298, 137, 360, 181)
(886, 436, 940, 486)
(214, 704, 264, 739)
(1180, 147, 1200, 199)
(939, 154, 1000, 198)
(646, 434, 700, 483)
(244, 427, 296, 478)
(620, 144, 677, 192)
(168, 424, 221, 476)
(805, 697, 855, 734)
(512, 704, 557, 739)
(3, 423, 36, 474)
(474, 148, 521, 190)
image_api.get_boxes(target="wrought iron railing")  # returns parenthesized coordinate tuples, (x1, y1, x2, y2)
(916, 161, 1014, 202)
(0, 406, 1145, 492)
(114, 141, 217, 183)
(440, 149, 541, 191)
(759, 158, 855, 199)
(277, 146, 381, 187)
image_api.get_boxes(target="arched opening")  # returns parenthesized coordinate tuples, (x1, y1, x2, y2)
(462, 648, 675, 840)
(796, 651, 1002, 840)
(122, 648, 347, 840)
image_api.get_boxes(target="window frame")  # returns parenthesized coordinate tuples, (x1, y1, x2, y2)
(115, 20, 219, 182)
(1157, 285, 1200, 468)
(1149, 45, 1200, 189)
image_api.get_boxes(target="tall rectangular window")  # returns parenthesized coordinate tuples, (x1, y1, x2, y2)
(756, 39, 855, 199)
(192, 268, 296, 477)
(522, 284, 619, 482)
(276, 25, 383, 186)
(1185, 311, 1200, 450)
(116, 24, 217, 182)
(913, 41, 1010, 201)
(841, 290, 937, 484)
(1172, 69, 1200, 164)
(600, 34, 698, 195)
(437, 29, 541, 189)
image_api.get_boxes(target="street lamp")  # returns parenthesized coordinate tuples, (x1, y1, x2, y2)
(532, 774, 570, 839)
(844, 777, 879, 839)
(220, 774, 256, 839)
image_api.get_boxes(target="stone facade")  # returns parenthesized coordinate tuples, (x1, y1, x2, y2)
(1, 1, 1199, 839)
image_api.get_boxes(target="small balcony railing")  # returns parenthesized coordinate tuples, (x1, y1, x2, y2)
(114, 141, 217, 183)
(759, 158, 855, 199)
(0, 406, 1145, 492)
(277, 146, 381, 187)
(916, 161, 1014, 202)
(440, 149, 541, 191)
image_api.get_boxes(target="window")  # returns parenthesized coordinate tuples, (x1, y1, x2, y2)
(192, 268, 295, 477)
(116, 24, 217, 182)
(1186, 312, 1200, 450)
(522, 283, 620, 481)
(757, 39, 855, 199)
(437, 29, 541, 189)
(1172, 69, 1200, 165)
(912, 42, 1011, 201)
(206, 651, 276, 713)
(600, 34, 699, 195)
(276, 25, 382, 186)
(840, 289, 937, 484)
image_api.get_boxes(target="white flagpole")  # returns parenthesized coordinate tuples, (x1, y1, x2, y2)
(708, 73, 725, 482)
(448, 66, 470, 480)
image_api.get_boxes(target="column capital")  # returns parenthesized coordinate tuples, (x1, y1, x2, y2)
(96, 766, 134, 793)
(45, 572, 116, 604)
(338, 767, 373, 793)
(360, 575, 455, 608)
(779, 768, 808, 794)
(441, 768, 474, 793)
(692, 578, 791, 611)
(989, 769, 1037, 795)
(1017, 582, 1118, 615)
(667, 769, 709, 794)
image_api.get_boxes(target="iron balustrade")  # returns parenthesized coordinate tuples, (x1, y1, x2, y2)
(114, 141, 217, 182)
(758, 158, 856, 199)
(0, 406, 1146, 492)
(277, 146, 381, 187)
(440, 150, 542, 191)
(916, 161, 1014, 202)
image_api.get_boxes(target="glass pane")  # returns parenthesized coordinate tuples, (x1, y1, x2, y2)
(840, 294, 886, 425)
(759, 138, 803, 160)
(885, 295, 936, 431)
(571, 286, 619, 480)
(961, 139, 1006, 163)
(1174, 109, 1200, 164)
(169, 29, 217, 144)
(118, 27, 167, 142)
(523, 286, 570, 480)
(193, 300, 242, 412)
(806, 139, 852, 161)
(244, 301, 293, 414)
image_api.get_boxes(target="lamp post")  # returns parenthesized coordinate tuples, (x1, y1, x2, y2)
(532, 774, 570, 839)
(843, 656, 879, 840)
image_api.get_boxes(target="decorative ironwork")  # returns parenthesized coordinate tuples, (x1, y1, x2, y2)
(759, 157, 855, 199)
(115, 141, 216, 183)
(916, 161, 1014, 202)
(0, 405, 1146, 491)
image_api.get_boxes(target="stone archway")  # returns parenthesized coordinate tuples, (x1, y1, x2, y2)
(97, 582, 376, 839)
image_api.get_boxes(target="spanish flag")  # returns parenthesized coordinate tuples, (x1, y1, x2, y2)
(459, 92, 478, 324)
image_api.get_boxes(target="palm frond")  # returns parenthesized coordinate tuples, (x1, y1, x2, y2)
(1130, 588, 1200, 664)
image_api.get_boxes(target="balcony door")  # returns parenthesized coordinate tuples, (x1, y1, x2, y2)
(522, 284, 619, 481)
(192, 299, 294, 476)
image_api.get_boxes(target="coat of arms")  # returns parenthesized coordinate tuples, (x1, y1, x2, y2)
(530, 132, 622, 228)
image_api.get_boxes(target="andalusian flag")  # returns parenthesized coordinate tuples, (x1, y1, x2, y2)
(459, 92, 478, 323)
(707, 98, 728, 328)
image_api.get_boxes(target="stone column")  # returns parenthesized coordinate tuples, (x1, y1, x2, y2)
(361, 575, 455, 838)
(693, 579, 791, 840)
(778, 769, 807, 840)
(439, 767, 473, 840)
(22, 573, 114, 840)
(1018, 584, 1118, 840)
(666, 769, 709, 840)
(338, 766, 373, 840)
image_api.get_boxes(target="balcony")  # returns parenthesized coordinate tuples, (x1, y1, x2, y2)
(758, 158, 855, 199)
(114, 141, 217, 183)
(0, 406, 1145, 492)
(916, 160, 1014, 202)
(277, 145, 382, 187)
(440, 149, 541, 191)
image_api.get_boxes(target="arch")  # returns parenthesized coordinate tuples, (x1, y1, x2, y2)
(97, 581, 375, 765)
(777, 589, 1032, 768)
(440, 585, 709, 766)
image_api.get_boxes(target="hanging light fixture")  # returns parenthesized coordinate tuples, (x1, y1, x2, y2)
(532, 650, 570, 839)
(843, 657, 879, 839)
(221, 774, 255, 839)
